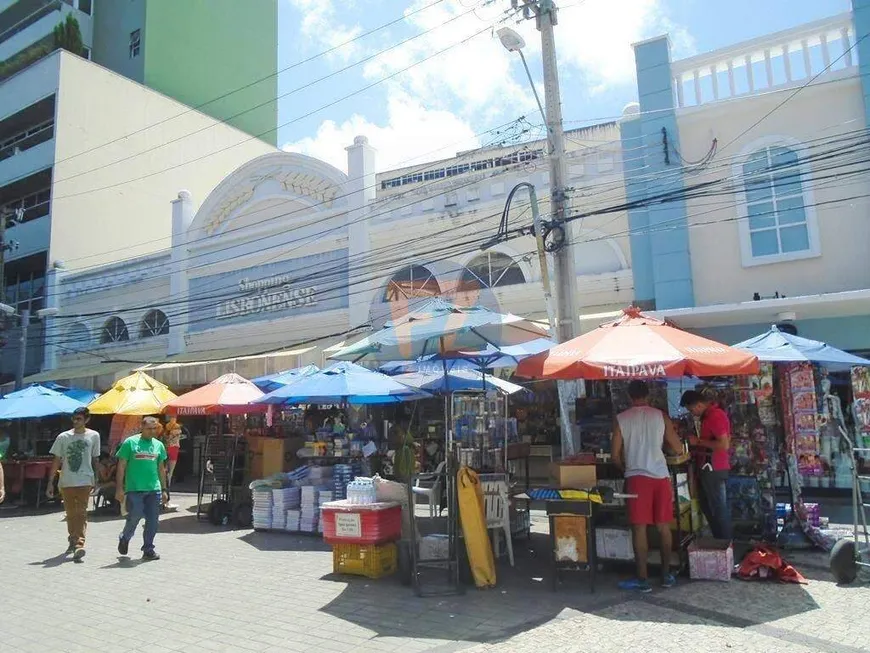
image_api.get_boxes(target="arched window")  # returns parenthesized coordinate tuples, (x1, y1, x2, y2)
(383, 265, 440, 302)
(140, 309, 169, 338)
(100, 317, 129, 344)
(65, 322, 91, 347)
(460, 252, 525, 291)
(742, 146, 811, 258)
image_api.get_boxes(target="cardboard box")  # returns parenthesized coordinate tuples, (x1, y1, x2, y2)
(549, 462, 597, 488)
(688, 538, 733, 581)
(596, 527, 634, 560)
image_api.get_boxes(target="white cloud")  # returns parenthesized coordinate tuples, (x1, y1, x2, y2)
(362, 1, 534, 120)
(282, 0, 694, 174)
(282, 90, 480, 173)
(285, 0, 363, 60)
(551, 0, 695, 94)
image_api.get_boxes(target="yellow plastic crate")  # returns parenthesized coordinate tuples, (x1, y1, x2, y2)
(332, 542, 397, 579)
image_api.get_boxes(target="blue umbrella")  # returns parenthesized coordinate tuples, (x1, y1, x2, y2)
(330, 298, 550, 363)
(0, 385, 87, 419)
(393, 369, 529, 395)
(251, 364, 320, 393)
(41, 382, 100, 404)
(379, 338, 555, 375)
(257, 361, 431, 405)
(733, 326, 870, 372)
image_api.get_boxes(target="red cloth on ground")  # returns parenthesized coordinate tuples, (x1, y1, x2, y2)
(737, 546, 807, 584)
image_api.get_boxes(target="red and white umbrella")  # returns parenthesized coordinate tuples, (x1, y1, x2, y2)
(162, 373, 266, 416)
(516, 307, 759, 380)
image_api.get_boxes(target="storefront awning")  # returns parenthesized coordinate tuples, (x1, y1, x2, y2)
(23, 361, 139, 385)
(24, 346, 316, 390)
(650, 289, 870, 329)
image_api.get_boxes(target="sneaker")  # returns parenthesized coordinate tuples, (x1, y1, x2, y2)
(662, 573, 677, 588)
(73, 548, 86, 563)
(66, 543, 76, 554)
(618, 578, 652, 593)
(142, 550, 160, 561)
(118, 538, 129, 556)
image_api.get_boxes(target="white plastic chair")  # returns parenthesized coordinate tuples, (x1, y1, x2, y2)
(480, 474, 514, 567)
(412, 461, 446, 517)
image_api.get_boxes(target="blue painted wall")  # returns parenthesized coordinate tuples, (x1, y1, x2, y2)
(624, 37, 695, 310)
(853, 0, 870, 122)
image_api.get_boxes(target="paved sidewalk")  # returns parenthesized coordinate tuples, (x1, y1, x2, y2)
(1, 493, 867, 653)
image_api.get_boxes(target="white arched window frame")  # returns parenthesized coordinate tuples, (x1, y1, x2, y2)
(140, 309, 169, 338)
(64, 322, 91, 347)
(459, 251, 527, 291)
(382, 264, 442, 302)
(734, 136, 821, 267)
(100, 316, 129, 344)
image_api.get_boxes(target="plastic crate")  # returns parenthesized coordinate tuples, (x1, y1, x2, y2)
(332, 542, 397, 579)
(321, 500, 402, 545)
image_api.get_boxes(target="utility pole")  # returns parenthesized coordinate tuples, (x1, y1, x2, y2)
(509, 0, 582, 456)
(15, 307, 30, 390)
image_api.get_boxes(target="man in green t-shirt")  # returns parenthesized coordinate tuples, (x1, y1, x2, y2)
(115, 416, 169, 560)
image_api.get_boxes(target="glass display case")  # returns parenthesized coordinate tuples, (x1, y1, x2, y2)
(451, 391, 516, 472)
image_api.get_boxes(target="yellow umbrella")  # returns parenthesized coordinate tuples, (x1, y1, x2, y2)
(88, 371, 177, 415)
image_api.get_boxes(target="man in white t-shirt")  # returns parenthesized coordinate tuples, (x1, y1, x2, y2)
(46, 407, 101, 562)
(611, 381, 683, 593)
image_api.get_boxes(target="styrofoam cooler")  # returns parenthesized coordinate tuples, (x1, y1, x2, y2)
(688, 538, 734, 581)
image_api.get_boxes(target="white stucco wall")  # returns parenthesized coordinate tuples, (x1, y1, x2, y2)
(48, 51, 276, 271)
(677, 74, 870, 306)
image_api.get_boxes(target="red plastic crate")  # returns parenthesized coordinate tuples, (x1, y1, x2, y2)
(321, 501, 402, 545)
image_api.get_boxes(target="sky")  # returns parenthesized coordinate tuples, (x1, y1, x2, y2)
(277, 0, 852, 174)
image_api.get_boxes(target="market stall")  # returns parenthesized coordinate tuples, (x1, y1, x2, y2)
(516, 307, 760, 585)
(329, 299, 551, 593)
(248, 362, 429, 537)
(730, 326, 870, 550)
(0, 384, 92, 507)
(162, 373, 268, 526)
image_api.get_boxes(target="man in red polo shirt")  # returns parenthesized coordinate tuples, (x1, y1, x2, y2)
(681, 391, 733, 540)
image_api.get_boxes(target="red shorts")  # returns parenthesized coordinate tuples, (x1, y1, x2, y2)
(625, 475, 673, 525)
(167, 445, 180, 462)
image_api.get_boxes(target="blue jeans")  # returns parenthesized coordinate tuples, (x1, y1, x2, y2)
(698, 470, 732, 540)
(120, 491, 161, 552)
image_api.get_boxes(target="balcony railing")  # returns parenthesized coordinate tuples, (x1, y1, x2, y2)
(0, 118, 53, 161)
(0, 0, 70, 46)
(671, 13, 857, 109)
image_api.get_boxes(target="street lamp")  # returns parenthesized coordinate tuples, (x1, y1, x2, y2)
(0, 303, 59, 389)
(497, 28, 549, 137)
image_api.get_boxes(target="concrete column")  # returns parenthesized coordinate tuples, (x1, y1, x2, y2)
(620, 104, 654, 306)
(168, 190, 194, 356)
(40, 262, 62, 372)
(629, 36, 695, 310)
(345, 136, 376, 328)
(852, 1, 870, 123)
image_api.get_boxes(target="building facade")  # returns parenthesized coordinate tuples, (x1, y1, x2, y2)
(622, 3, 870, 352)
(30, 122, 634, 389)
(0, 49, 276, 382)
(91, 0, 278, 145)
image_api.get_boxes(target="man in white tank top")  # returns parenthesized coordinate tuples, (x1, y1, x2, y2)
(611, 381, 684, 592)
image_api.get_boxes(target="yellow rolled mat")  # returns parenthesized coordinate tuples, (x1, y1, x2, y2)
(457, 466, 496, 588)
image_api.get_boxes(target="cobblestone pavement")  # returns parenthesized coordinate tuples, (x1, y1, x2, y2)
(2, 493, 868, 653)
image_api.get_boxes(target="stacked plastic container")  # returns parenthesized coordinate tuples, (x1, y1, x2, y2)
(332, 464, 354, 500)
